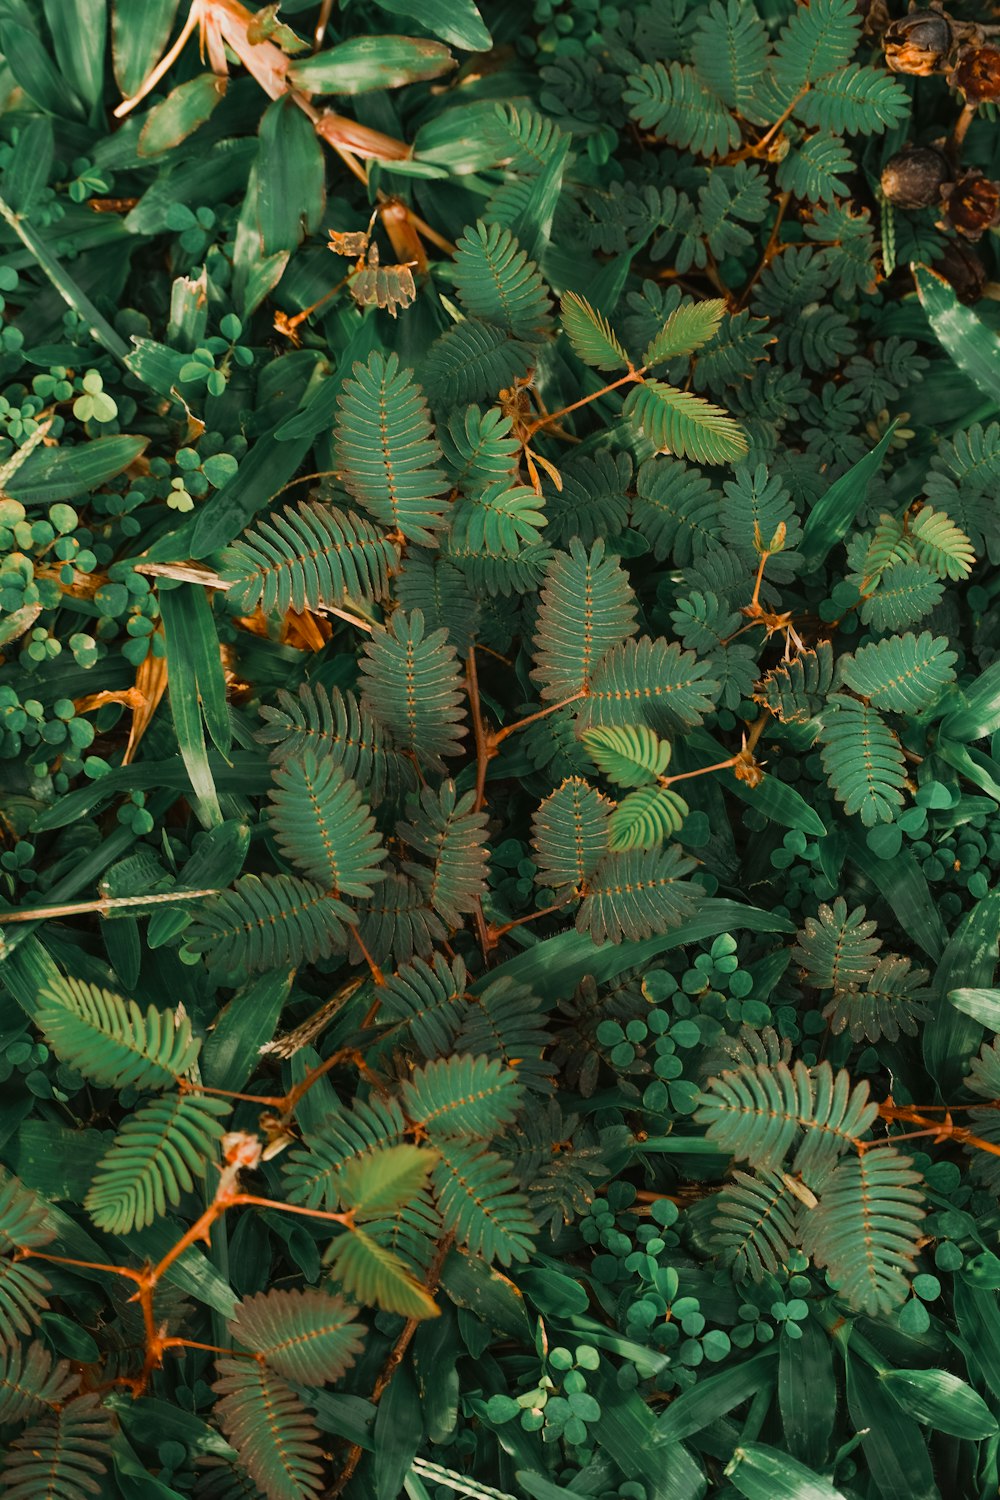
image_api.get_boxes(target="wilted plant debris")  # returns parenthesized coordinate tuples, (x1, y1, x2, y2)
(0, 1, 1000, 1497)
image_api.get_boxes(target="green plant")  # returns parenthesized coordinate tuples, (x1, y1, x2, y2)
(1, 1, 1000, 1497)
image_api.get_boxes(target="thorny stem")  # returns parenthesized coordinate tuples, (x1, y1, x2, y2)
(660, 756, 740, 788)
(0, 890, 222, 924)
(488, 690, 587, 748)
(488, 893, 577, 941)
(350, 924, 386, 987)
(736, 191, 792, 311)
(466, 648, 493, 817)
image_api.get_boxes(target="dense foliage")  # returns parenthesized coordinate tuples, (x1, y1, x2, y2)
(1, 0, 1000, 1497)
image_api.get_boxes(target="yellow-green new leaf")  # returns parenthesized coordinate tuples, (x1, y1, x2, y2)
(325, 1227, 440, 1318)
(583, 723, 672, 786)
(560, 292, 630, 372)
(623, 380, 748, 466)
(338, 1144, 436, 1218)
(643, 298, 726, 368)
(609, 785, 689, 850)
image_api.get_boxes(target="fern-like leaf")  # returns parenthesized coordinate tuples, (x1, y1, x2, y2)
(85, 1092, 231, 1234)
(819, 695, 906, 826)
(283, 1097, 407, 1212)
(580, 637, 721, 734)
(338, 1144, 436, 1218)
(0, 1340, 75, 1425)
(350, 872, 446, 968)
(450, 481, 547, 557)
(324, 1227, 439, 1318)
(257, 684, 416, 806)
(754, 643, 834, 726)
(531, 777, 612, 891)
(186, 873, 353, 972)
(583, 723, 672, 786)
(695, 1059, 878, 1189)
(431, 1141, 536, 1265)
(840, 630, 957, 713)
(229, 1289, 364, 1384)
(631, 456, 722, 564)
(910, 504, 976, 581)
(0, 1257, 50, 1347)
(791, 898, 881, 990)
(531, 538, 637, 702)
(377, 954, 468, 1057)
(624, 62, 740, 158)
(609, 785, 689, 850)
(623, 380, 748, 465)
(0, 1172, 55, 1254)
(796, 63, 910, 134)
(400, 781, 489, 928)
(577, 844, 701, 945)
(800, 1145, 925, 1314)
(268, 751, 385, 897)
(359, 609, 466, 773)
(37, 976, 200, 1093)
(213, 1356, 325, 1500)
(710, 1168, 802, 1282)
(824, 955, 931, 1044)
(860, 561, 943, 632)
(0, 1392, 112, 1500)
(221, 503, 398, 614)
(440, 405, 520, 491)
(643, 298, 727, 368)
(402, 1056, 523, 1139)
(691, 0, 769, 114)
(451, 221, 552, 338)
(772, 0, 859, 96)
(422, 319, 537, 406)
(334, 352, 447, 547)
(560, 292, 630, 372)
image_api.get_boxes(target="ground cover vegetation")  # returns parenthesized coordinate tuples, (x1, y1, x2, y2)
(0, 0, 999, 1496)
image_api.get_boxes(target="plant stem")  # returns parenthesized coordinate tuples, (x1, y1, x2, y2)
(488, 690, 586, 748)
(466, 648, 494, 816)
(526, 370, 641, 437)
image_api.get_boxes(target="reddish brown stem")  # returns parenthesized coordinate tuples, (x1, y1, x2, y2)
(488, 690, 586, 748)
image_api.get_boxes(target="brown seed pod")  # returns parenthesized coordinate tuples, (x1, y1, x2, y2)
(883, 7, 954, 73)
(949, 44, 1000, 102)
(940, 171, 1000, 241)
(881, 144, 951, 208)
(932, 238, 987, 303)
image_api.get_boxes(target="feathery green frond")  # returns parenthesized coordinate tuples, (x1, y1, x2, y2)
(422, 320, 537, 406)
(791, 898, 881, 991)
(632, 456, 722, 564)
(0, 1341, 75, 1425)
(334, 351, 448, 547)
(910, 505, 976, 581)
(378, 954, 468, 1056)
(583, 724, 672, 786)
(776, 132, 853, 204)
(257, 685, 416, 806)
(85, 1092, 231, 1234)
(36, 978, 200, 1092)
(560, 292, 629, 372)
(824, 955, 931, 1044)
(440, 405, 519, 491)
(283, 1097, 407, 1211)
(267, 751, 385, 897)
(431, 1141, 536, 1265)
(531, 777, 612, 891)
(772, 0, 859, 95)
(213, 1356, 324, 1500)
(840, 631, 957, 713)
(580, 637, 721, 734)
(754, 643, 835, 727)
(0, 1257, 50, 1347)
(624, 62, 740, 158)
(546, 450, 632, 549)
(860, 561, 944, 632)
(221, 502, 398, 614)
(350, 872, 446, 968)
(229, 1289, 365, 1384)
(0, 1393, 112, 1500)
(458, 977, 551, 1096)
(531, 538, 637, 701)
(696, 1058, 878, 1188)
(359, 609, 466, 772)
(338, 1144, 436, 1218)
(403, 1056, 523, 1139)
(186, 874, 354, 972)
(623, 380, 748, 466)
(451, 222, 552, 338)
(450, 481, 546, 557)
(609, 785, 689, 850)
(577, 844, 701, 944)
(800, 1146, 925, 1314)
(819, 695, 906, 826)
(691, 0, 769, 114)
(642, 299, 727, 368)
(324, 1227, 440, 1319)
(400, 781, 489, 928)
(710, 1168, 802, 1282)
(0, 1173, 55, 1255)
(796, 63, 910, 134)
(858, 513, 914, 587)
